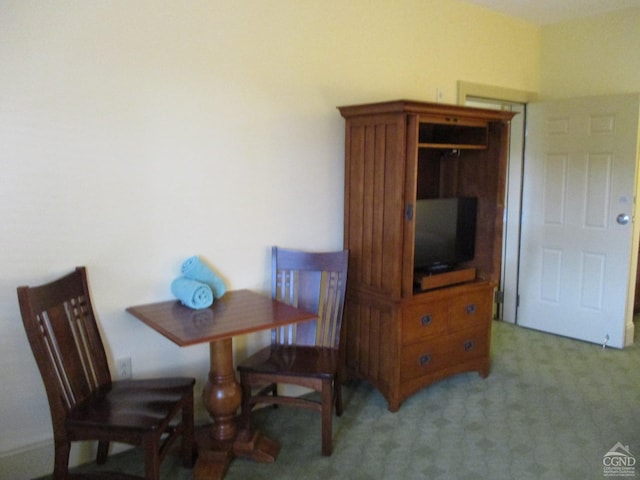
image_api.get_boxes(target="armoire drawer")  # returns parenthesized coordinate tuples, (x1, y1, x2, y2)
(401, 298, 450, 345)
(448, 289, 492, 332)
(400, 328, 489, 382)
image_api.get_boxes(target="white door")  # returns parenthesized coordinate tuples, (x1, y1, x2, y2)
(518, 94, 640, 348)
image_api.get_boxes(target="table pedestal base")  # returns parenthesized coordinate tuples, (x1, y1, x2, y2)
(193, 337, 283, 479)
(194, 425, 281, 480)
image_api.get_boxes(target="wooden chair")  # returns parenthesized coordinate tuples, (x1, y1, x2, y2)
(17, 267, 195, 480)
(237, 247, 349, 456)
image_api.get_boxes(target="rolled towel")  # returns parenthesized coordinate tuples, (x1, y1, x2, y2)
(181, 256, 227, 299)
(171, 277, 214, 309)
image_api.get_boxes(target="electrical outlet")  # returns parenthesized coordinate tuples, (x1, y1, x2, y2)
(436, 88, 444, 102)
(116, 357, 132, 380)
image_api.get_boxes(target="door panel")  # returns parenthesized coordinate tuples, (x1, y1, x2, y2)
(518, 94, 640, 348)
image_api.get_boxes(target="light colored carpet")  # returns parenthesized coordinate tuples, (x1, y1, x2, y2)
(40, 320, 640, 479)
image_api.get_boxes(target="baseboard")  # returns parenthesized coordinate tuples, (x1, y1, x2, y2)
(0, 439, 54, 480)
(0, 439, 133, 479)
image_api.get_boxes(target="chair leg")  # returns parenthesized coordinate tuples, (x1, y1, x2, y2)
(53, 440, 71, 480)
(143, 437, 161, 480)
(321, 379, 333, 456)
(96, 440, 109, 464)
(181, 391, 195, 468)
(238, 372, 253, 431)
(334, 377, 343, 417)
(270, 382, 279, 408)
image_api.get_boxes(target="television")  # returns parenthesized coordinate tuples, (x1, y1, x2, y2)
(414, 197, 477, 274)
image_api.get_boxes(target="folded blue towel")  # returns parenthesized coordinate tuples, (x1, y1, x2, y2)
(181, 256, 227, 299)
(171, 277, 214, 309)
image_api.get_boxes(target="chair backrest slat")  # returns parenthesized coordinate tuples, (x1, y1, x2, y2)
(270, 247, 348, 349)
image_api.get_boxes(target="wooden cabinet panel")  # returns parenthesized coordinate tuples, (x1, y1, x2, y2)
(344, 114, 406, 298)
(343, 293, 397, 396)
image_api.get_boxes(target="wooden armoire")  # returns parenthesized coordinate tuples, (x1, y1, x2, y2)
(338, 100, 515, 411)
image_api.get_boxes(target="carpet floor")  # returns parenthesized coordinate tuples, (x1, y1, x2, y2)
(39, 320, 640, 480)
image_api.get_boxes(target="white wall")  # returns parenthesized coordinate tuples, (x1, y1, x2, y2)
(0, 1, 540, 477)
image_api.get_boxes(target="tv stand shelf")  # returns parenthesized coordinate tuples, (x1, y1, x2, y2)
(418, 143, 487, 150)
(339, 100, 514, 411)
(415, 267, 476, 291)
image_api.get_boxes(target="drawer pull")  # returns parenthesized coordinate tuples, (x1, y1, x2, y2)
(419, 354, 431, 366)
(420, 315, 432, 326)
(464, 340, 474, 351)
(465, 304, 476, 315)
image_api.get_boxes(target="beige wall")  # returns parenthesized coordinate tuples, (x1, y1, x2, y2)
(540, 7, 640, 99)
(0, 0, 541, 476)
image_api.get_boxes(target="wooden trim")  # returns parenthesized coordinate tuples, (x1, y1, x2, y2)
(457, 81, 538, 105)
(339, 99, 515, 123)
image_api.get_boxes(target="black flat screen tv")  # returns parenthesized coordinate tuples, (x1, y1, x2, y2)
(414, 197, 477, 274)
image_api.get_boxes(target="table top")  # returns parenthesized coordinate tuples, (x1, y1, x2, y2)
(126, 289, 317, 347)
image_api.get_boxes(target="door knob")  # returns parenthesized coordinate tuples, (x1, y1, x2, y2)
(617, 213, 630, 225)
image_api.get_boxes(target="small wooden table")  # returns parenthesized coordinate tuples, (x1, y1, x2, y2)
(126, 289, 317, 479)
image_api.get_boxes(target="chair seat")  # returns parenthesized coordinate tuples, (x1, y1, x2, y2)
(68, 377, 195, 434)
(238, 345, 338, 379)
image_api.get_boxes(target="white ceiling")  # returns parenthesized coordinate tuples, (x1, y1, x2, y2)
(463, 0, 640, 24)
